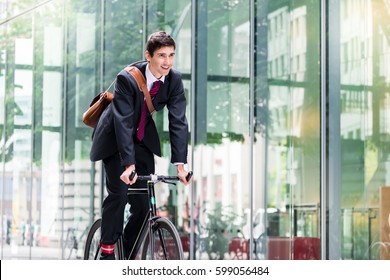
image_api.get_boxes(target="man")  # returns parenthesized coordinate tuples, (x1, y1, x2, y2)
(90, 31, 192, 260)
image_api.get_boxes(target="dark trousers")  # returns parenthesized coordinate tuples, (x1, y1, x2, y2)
(100, 141, 154, 251)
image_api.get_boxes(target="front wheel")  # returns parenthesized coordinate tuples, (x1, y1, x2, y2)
(141, 217, 184, 260)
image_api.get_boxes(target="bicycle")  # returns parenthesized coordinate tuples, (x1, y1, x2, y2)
(64, 227, 79, 259)
(84, 171, 193, 260)
(63, 211, 90, 259)
(64, 225, 90, 259)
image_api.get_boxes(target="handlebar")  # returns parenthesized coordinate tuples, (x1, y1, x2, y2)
(130, 170, 193, 183)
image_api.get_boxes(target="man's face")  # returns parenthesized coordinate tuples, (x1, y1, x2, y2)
(145, 46, 175, 79)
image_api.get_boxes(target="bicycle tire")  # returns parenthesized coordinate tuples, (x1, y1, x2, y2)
(84, 219, 102, 260)
(84, 219, 122, 260)
(141, 217, 184, 260)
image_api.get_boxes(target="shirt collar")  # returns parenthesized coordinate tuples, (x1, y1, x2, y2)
(146, 64, 165, 90)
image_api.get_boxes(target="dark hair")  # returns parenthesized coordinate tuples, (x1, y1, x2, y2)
(146, 31, 176, 57)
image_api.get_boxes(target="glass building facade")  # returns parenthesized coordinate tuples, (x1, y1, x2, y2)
(1, 0, 390, 260)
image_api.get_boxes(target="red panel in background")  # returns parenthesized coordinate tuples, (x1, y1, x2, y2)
(226, 236, 321, 260)
(293, 237, 321, 260)
(267, 237, 290, 259)
(267, 237, 320, 260)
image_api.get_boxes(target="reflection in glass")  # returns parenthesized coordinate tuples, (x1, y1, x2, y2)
(339, 0, 390, 260)
(256, 0, 321, 260)
(1, 0, 390, 261)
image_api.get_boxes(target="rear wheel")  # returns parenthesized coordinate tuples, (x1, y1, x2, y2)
(84, 219, 102, 260)
(141, 217, 183, 260)
(84, 219, 121, 260)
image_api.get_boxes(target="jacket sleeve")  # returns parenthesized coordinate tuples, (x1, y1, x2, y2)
(112, 71, 137, 167)
(167, 72, 189, 164)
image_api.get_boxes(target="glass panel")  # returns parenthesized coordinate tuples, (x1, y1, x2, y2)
(0, 0, 36, 22)
(148, 0, 193, 260)
(36, 131, 61, 258)
(0, 24, 5, 252)
(0, 0, 333, 261)
(0, 25, 5, 128)
(0, 10, 35, 258)
(14, 69, 33, 126)
(75, 11, 98, 128)
(30, 0, 64, 259)
(43, 26, 63, 67)
(192, 0, 251, 260)
(42, 72, 62, 127)
(339, 0, 390, 260)
(254, 0, 321, 260)
(62, 0, 101, 259)
(0, 22, 7, 259)
(15, 38, 33, 65)
(104, 0, 144, 80)
(100, 2, 144, 237)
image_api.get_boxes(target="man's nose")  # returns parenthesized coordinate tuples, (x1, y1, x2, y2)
(165, 56, 173, 65)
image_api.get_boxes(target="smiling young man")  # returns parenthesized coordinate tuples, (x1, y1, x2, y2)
(90, 31, 192, 260)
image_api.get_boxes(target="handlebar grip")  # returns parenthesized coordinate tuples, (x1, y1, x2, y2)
(186, 171, 193, 182)
(129, 170, 136, 181)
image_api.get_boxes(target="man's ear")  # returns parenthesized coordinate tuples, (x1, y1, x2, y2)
(145, 50, 151, 61)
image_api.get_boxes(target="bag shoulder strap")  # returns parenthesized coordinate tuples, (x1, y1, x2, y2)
(125, 66, 155, 114)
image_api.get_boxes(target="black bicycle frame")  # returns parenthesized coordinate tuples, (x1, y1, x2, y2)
(126, 180, 163, 260)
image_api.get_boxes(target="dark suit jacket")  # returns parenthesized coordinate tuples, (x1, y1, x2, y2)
(90, 61, 188, 167)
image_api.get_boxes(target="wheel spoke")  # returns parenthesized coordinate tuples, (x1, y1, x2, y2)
(141, 218, 183, 260)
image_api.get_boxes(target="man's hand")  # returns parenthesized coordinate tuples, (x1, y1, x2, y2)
(176, 164, 193, 186)
(120, 164, 137, 185)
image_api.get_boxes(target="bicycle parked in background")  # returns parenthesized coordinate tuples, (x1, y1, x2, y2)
(63, 216, 90, 259)
(84, 171, 193, 260)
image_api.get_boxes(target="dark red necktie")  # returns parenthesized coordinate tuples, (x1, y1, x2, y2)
(137, 80, 163, 141)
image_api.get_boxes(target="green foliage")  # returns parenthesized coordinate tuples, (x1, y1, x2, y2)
(201, 202, 244, 260)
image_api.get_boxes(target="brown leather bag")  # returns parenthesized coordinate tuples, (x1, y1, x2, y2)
(82, 66, 153, 128)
